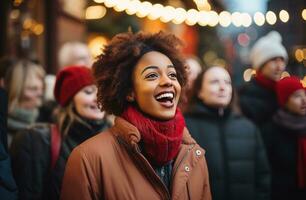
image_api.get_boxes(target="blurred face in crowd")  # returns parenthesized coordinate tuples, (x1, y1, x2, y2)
(286, 89, 306, 116)
(186, 58, 202, 88)
(261, 57, 286, 81)
(129, 51, 181, 120)
(19, 74, 44, 110)
(73, 85, 104, 120)
(198, 66, 232, 108)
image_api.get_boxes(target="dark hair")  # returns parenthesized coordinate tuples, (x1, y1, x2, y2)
(93, 31, 187, 116)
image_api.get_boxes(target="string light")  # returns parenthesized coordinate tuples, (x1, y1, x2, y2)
(172, 7, 187, 24)
(85, 5, 107, 19)
(231, 12, 242, 27)
(198, 11, 210, 26)
(90, 0, 304, 27)
(302, 9, 306, 20)
(136, 1, 152, 18)
(219, 11, 231, 27)
(185, 9, 199, 26)
(148, 4, 163, 20)
(279, 10, 289, 22)
(160, 6, 176, 23)
(241, 13, 252, 27)
(266, 11, 277, 25)
(253, 12, 265, 26)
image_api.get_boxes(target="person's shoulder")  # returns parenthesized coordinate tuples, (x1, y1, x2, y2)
(14, 123, 51, 142)
(239, 79, 260, 93)
(75, 128, 115, 155)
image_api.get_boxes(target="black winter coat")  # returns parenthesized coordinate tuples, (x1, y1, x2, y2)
(239, 78, 278, 126)
(184, 102, 270, 200)
(0, 88, 17, 200)
(10, 119, 110, 200)
(261, 115, 306, 200)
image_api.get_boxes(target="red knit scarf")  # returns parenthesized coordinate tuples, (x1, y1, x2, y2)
(121, 106, 185, 167)
(255, 71, 277, 91)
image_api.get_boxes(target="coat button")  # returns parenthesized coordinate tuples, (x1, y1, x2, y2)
(196, 150, 202, 156)
(184, 166, 190, 172)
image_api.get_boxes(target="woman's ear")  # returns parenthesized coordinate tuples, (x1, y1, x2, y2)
(126, 92, 135, 102)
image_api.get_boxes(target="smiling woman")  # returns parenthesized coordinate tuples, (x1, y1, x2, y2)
(60, 31, 212, 200)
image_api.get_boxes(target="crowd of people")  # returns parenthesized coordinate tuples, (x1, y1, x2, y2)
(0, 30, 305, 200)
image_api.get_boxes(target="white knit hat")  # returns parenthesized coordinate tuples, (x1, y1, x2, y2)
(249, 31, 288, 69)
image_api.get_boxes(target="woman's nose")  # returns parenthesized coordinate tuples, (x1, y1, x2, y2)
(160, 75, 172, 87)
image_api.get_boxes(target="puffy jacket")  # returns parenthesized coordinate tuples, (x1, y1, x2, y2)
(239, 78, 278, 126)
(60, 117, 212, 200)
(184, 102, 270, 200)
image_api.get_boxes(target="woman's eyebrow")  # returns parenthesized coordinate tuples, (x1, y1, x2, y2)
(141, 65, 175, 75)
(141, 66, 158, 74)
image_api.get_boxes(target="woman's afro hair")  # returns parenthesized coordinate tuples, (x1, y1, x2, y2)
(93, 31, 187, 116)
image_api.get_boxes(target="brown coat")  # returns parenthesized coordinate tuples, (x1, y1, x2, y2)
(60, 117, 211, 200)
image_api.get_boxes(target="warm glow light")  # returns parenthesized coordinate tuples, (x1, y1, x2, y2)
(207, 11, 219, 27)
(218, 11, 231, 27)
(198, 11, 210, 26)
(279, 10, 289, 22)
(85, 6, 107, 20)
(172, 8, 187, 24)
(231, 12, 242, 27)
(88, 36, 108, 58)
(32, 24, 44, 35)
(302, 9, 306, 20)
(243, 68, 256, 82)
(302, 76, 306, 87)
(93, 0, 105, 3)
(185, 9, 199, 26)
(194, 0, 211, 11)
(266, 11, 277, 25)
(295, 49, 304, 62)
(136, 1, 152, 18)
(13, 0, 23, 6)
(114, 0, 129, 12)
(148, 4, 164, 20)
(23, 18, 33, 29)
(126, 0, 141, 15)
(241, 13, 252, 27)
(160, 6, 175, 23)
(10, 9, 20, 20)
(104, 0, 117, 8)
(253, 12, 265, 26)
(281, 71, 290, 78)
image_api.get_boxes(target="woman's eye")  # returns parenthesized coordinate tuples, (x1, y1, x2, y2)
(225, 80, 232, 85)
(145, 73, 158, 79)
(84, 88, 95, 94)
(168, 72, 177, 79)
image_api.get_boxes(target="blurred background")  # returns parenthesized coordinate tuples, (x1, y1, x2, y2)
(0, 0, 305, 86)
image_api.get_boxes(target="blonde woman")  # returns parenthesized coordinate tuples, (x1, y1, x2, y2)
(10, 66, 111, 200)
(5, 60, 45, 146)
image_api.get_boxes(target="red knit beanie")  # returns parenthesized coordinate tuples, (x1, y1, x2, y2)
(276, 76, 304, 107)
(54, 66, 94, 106)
